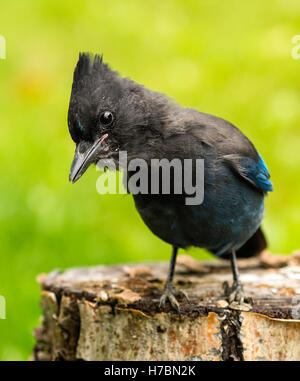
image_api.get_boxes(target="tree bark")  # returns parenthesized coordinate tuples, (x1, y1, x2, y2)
(33, 250, 300, 361)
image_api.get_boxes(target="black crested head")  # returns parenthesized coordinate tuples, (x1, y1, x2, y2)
(68, 53, 123, 144)
(67, 52, 173, 183)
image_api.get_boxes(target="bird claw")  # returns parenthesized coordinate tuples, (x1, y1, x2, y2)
(223, 281, 252, 309)
(159, 284, 190, 313)
(229, 282, 244, 304)
(223, 281, 253, 311)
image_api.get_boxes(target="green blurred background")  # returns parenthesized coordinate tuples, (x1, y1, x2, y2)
(0, 0, 299, 360)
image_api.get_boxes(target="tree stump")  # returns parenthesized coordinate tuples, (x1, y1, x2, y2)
(33, 251, 300, 361)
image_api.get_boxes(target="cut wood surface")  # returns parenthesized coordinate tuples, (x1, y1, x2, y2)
(33, 250, 300, 361)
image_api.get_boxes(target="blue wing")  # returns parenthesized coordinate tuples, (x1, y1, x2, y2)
(223, 151, 274, 193)
(245, 152, 273, 192)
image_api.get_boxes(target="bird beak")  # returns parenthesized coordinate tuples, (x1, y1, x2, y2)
(69, 134, 108, 183)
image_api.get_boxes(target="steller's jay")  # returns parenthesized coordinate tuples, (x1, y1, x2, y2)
(68, 53, 273, 311)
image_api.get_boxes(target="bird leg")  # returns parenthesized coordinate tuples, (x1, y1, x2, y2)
(229, 249, 244, 303)
(223, 249, 252, 309)
(159, 246, 189, 313)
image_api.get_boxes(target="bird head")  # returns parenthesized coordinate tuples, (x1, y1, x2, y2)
(68, 53, 169, 183)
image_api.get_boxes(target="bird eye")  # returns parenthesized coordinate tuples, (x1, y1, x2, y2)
(99, 111, 114, 126)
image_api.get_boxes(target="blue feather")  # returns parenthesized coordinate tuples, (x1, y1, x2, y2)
(78, 120, 84, 132)
(245, 152, 273, 192)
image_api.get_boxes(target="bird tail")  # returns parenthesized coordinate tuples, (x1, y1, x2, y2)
(221, 227, 267, 259)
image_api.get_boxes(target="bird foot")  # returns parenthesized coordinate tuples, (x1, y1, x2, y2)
(159, 283, 190, 313)
(223, 281, 252, 311)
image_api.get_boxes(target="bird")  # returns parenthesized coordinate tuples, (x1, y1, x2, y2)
(67, 53, 273, 312)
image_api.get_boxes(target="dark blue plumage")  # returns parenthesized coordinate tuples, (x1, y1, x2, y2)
(67, 53, 273, 311)
(252, 153, 273, 192)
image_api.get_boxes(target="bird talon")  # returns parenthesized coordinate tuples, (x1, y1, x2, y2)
(225, 281, 244, 303)
(223, 280, 253, 310)
(159, 284, 189, 313)
(222, 281, 231, 295)
(178, 289, 191, 304)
